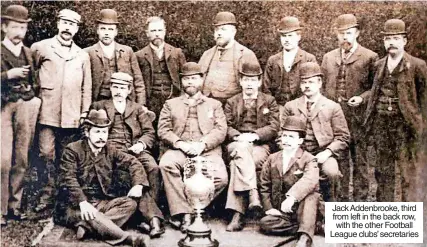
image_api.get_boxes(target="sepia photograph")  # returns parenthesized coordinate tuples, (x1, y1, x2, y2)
(1, 1, 426, 246)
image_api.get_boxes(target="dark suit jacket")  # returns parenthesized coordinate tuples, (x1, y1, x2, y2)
(321, 45, 378, 101)
(135, 43, 186, 99)
(85, 42, 146, 104)
(283, 95, 350, 158)
(158, 94, 227, 152)
(1, 43, 37, 105)
(259, 149, 319, 211)
(361, 52, 427, 137)
(55, 140, 148, 224)
(90, 99, 156, 149)
(224, 92, 279, 143)
(263, 48, 316, 105)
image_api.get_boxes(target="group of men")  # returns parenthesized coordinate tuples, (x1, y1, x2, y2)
(1, 4, 426, 247)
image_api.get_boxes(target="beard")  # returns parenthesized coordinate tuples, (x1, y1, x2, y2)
(215, 37, 229, 47)
(101, 37, 113, 46)
(184, 86, 200, 96)
(151, 38, 164, 47)
(340, 41, 353, 52)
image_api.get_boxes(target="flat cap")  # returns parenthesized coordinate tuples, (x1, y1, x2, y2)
(335, 14, 358, 31)
(300, 62, 323, 79)
(58, 9, 81, 23)
(2, 5, 31, 23)
(277, 16, 302, 34)
(111, 72, 133, 85)
(84, 109, 111, 128)
(381, 19, 406, 36)
(213, 12, 237, 26)
(281, 116, 306, 133)
(180, 62, 203, 76)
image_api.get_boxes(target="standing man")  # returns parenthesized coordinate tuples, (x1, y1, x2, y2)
(263, 16, 317, 107)
(54, 109, 153, 247)
(158, 62, 228, 233)
(360, 19, 427, 202)
(283, 62, 350, 202)
(199, 11, 260, 104)
(224, 61, 280, 231)
(86, 9, 146, 105)
(31, 9, 92, 212)
(321, 14, 378, 201)
(259, 116, 320, 247)
(89, 72, 164, 238)
(1, 5, 41, 225)
(135, 16, 186, 122)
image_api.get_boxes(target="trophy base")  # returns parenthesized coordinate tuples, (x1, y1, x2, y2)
(178, 228, 219, 247)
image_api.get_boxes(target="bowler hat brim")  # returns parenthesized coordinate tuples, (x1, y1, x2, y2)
(336, 24, 359, 31)
(83, 119, 112, 128)
(1, 16, 31, 23)
(278, 27, 302, 34)
(380, 31, 407, 36)
(300, 73, 323, 80)
(180, 72, 203, 77)
(239, 71, 262, 76)
(96, 19, 119, 25)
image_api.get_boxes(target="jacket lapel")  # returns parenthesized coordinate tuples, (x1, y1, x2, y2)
(123, 100, 136, 119)
(334, 49, 342, 66)
(236, 94, 245, 125)
(103, 100, 117, 122)
(283, 148, 304, 174)
(164, 43, 172, 61)
(94, 42, 104, 65)
(296, 96, 308, 118)
(256, 93, 267, 125)
(309, 95, 326, 120)
(274, 151, 284, 177)
(292, 48, 304, 67)
(344, 45, 362, 65)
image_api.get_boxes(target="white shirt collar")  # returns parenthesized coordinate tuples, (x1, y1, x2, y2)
(87, 140, 102, 156)
(242, 91, 258, 100)
(304, 93, 321, 109)
(387, 52, 404, 73)
(2, 38, 23, 57)
(150, 42, 165, 59)
(99, 41, 116, 59)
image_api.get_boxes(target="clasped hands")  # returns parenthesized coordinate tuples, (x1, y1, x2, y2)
(79, 185, 143, 221)
(176, 141, 206, 156)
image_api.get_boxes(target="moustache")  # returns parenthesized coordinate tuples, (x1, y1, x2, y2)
(113, 94, 123, 97)
(387, 46, 398, 51)
(61, 31, 72, 35)
(95, 140, 106, 144)
(12, 35, 24, 40)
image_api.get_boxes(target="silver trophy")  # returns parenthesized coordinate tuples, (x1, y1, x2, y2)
(178, 156, 219, 247)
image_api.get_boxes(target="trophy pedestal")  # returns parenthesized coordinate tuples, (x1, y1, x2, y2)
(178, 211, 219, 247)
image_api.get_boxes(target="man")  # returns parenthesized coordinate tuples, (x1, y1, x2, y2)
(224, 61, 280, 231)
(282, 62, 350, 202)
(360, 19, 427, 202)
(263, 16, 317, 107)
(31, 9, 92, 212)
(1, 5, 41, 225)
(259, 116, 320, 247)
(90, 72, 164, 237)
(321, 14, 378, 201)
(54, 109, 154, 247)
(199, 11, 260, 104)
(135, 16, 186, 121)
(86, 9, 145, 104)
(158, 62, 228, 232)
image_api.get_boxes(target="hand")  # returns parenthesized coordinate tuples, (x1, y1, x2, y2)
(315, 149, 333, 164)
(79, 112, 88, 126)
(347, 96, 363, 107)
(7, 66, 30, 79)
(176, 141, 192, 155)
(79, 201, 98, 221)
(191, 142, 206, 156)
(280, 196, 296, 213)
(127, 184, 143, 198)
(236, 133, 259, 143)
(128, 142, 145, 154)
(265, 208, 282, 216)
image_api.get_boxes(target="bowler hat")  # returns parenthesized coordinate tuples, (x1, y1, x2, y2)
(180, 62, 203, 76)
(300, 62, 323, 79)
(381, 19, 406, 36)
(1, 5, 31, 23)
(335, 14, 358, 31)
(97, 9, 119, 24)
(213, 12, 237, 26)
(281, 116, 306, 133)
(277, 16, 302, 34)
(58, 9, 81, 23)
(84, 109, 112, 128)
(111, 72, 133, 85)
(239, 61, 262, 76)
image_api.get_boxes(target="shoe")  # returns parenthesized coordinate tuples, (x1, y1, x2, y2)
(180, 214, 192, 233)
(294, 233, 312, 247)
(1, 216, 7, 226)
(168, 217, 181, 229)
(149, 217, 165, 238)
(226, 212, 244, 232)
(76, 226, 86, 240)
(137, 222, 151, 233)
(125, 234, 147, 247)
(315, 221, 325, 236)
(248, 189, 262, 210)
(8, 209, 27, 221)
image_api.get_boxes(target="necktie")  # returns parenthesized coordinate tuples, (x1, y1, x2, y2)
(307, 101, 314, 113)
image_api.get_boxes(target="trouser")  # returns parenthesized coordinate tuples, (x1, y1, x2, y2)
(317, 156, 344, 202)
(1, 98, 41, 215)
(225, 142, 270, 213)
(74, 197, 136, 245)
(259, 192, 320, 239)
(159, 149, 228, 216)
(367, 113, 415, 202)
(38, 125, 81, 204)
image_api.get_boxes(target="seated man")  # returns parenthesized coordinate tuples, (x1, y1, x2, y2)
(90, 72, 164, 238)
(282, 62, 350, 202)
(158, 62, 228, 233)
(224, 61, 279, 231)
(54, 109, 161, 246)
(259, 116, 320, 247)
